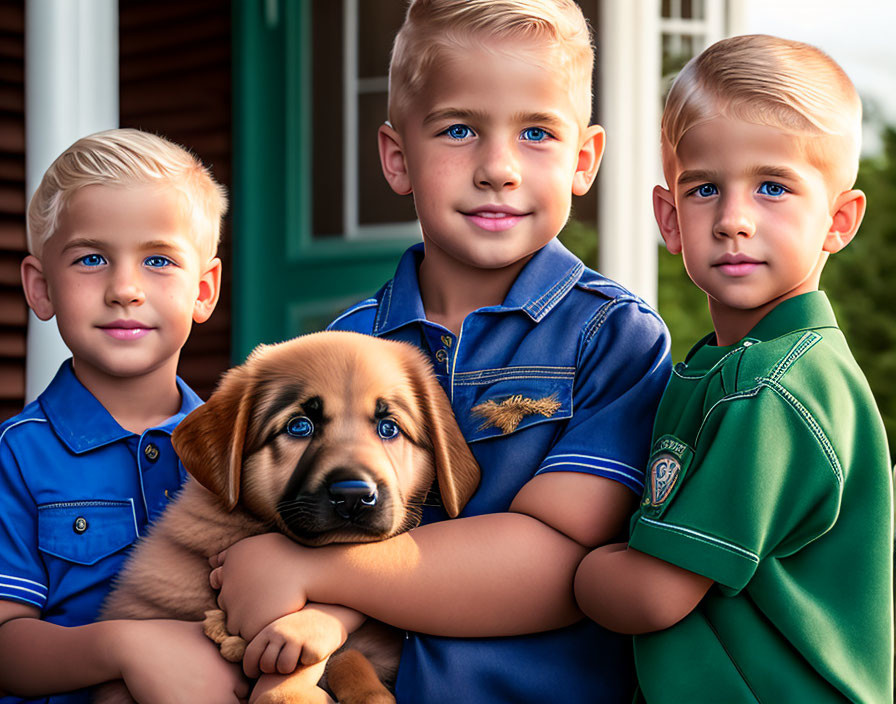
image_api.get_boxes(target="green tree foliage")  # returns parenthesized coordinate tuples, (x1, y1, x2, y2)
(822, 127, 896, 459)
(656, 244, 713, 362)
(561, 126, 896, 460)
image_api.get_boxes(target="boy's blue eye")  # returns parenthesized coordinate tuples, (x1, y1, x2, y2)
(695, 183, 718, 197)
(758, 181, 787, 197)
(444, 124, 473, 140)
(377, 419, 400, 440)
(77, 254, 106, 267)
(286, 416, 314, 438)
(144, 255, 174, 268)
(521, 127, 549, 142)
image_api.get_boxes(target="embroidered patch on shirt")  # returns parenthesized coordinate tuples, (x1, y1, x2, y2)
(472, 394, 561, 434)
(641, 435, 693, 513)
(646, 453, 681, 506)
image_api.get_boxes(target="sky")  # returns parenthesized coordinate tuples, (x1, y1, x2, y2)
(742, 0, 896, 154)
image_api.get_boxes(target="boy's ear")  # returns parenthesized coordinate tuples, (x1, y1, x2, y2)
(20, 255, 55, 321)
(378, 123, 412, 196)
(653, 186, 682, 254)
(192, 256, 222, 324)
(572, 125, 606, 196)
(823, 189, 865, 254)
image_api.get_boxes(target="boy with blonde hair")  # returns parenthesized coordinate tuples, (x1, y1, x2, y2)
(207, 1, 671, 702)
(576, 35, 893, 703)
(0, 129, 248, 703)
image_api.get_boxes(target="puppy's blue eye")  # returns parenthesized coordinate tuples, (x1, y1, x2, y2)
(286, 416, 314, 438)
(377, 419, 400, 440)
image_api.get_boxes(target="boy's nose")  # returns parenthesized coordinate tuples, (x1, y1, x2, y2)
(713, 197, 756, 239)
(105, 268, 146, 307)
(474, 142, 521, 191)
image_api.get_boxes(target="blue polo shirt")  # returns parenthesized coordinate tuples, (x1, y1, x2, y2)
(0, 360, 201, 704)
(329, 240, 671, 703)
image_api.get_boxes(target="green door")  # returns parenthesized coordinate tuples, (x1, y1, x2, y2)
(231, 0, 417, 362)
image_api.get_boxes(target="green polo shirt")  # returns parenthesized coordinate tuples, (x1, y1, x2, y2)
(629, 292, 893, 703)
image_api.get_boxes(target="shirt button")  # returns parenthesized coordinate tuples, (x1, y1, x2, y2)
(435, 349, 448, 364)
(144, 443, 160, 462)
(73, 517, 88, 534)
(440, 335, 453, 348)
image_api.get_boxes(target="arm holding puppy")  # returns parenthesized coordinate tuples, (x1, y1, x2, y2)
(210, 304, 669, 641)
(211, 472, 632, 640)
(574, 543, 713, 634)
(0, 601, 248, 703)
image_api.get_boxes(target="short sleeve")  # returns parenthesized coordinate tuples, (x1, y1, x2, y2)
(536, 298, 671, 494)
(629, 390, 842, 592)
(0, 422, 48, 609)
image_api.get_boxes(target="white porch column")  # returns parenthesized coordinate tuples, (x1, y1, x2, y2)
(24, 0, 118, 402)
(597, 0, 661, 307)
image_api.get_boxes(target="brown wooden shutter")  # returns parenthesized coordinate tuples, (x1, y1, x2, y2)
(0, 0, 26, 421)
(119, 0, 233, 400)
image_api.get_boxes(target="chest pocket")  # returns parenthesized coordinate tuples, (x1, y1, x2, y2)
(452, 367, 574, 442)
(37, 500, 139, 566)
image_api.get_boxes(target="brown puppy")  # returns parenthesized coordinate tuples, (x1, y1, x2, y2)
(94, 331, 480, 704)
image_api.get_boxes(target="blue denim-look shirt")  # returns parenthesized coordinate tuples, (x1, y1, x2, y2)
(0, 360, 202, 704)
(329, 240, 672, 703)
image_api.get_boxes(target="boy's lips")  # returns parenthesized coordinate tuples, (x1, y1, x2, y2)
(98, 320, 154, 340)
(462, 207, 529, 232)
(713, 253, 763, 277)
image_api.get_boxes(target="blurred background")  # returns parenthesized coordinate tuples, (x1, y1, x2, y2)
(0, 0, 892, 458)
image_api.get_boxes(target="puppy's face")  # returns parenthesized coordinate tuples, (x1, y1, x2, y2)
(173, 332, 479, 547)
(241, 349, 441, 545)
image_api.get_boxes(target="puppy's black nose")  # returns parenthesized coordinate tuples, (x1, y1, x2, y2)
(328, 479, 378, 519)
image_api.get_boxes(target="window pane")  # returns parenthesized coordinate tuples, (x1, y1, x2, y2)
(311, 0, 415, 237)
(358, 91, 417, 225)
(357, 0, 405, 79)
(663, 0, 704, 19)
(311, 0, 344, 236)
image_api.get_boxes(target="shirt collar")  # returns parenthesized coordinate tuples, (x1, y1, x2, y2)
(685, 291, 839, 368)
(373, 239, 585, 335)
(39, 359, 204, 454)
(746, 290, 838, 341)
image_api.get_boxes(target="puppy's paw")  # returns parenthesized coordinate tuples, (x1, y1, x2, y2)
(220, 635, 247, 662)
(202, 609, 230, 643)
(203, 609, 247, 662)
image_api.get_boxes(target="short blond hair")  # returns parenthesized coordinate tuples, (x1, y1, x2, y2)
(27, 128, 228, 262)
(389, 0, 594, 129)
(661, 34, 862, 193)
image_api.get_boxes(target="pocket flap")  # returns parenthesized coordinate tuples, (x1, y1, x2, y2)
(453, 369, 574, 442)
(38, 500, 139, 566)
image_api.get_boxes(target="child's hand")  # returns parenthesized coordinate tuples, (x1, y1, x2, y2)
(210, 533, 316, 640)
(116, 619, 250, 704)
(242, 604, 363, 678)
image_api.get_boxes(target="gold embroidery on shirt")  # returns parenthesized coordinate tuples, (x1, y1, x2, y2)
(472, 394, 561, 434)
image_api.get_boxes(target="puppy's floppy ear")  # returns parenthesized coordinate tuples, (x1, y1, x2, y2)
(172, 362, 255, 511)
(404, 347, 480, 517)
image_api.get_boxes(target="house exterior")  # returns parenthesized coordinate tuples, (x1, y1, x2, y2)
(0, 0, 744, 418)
